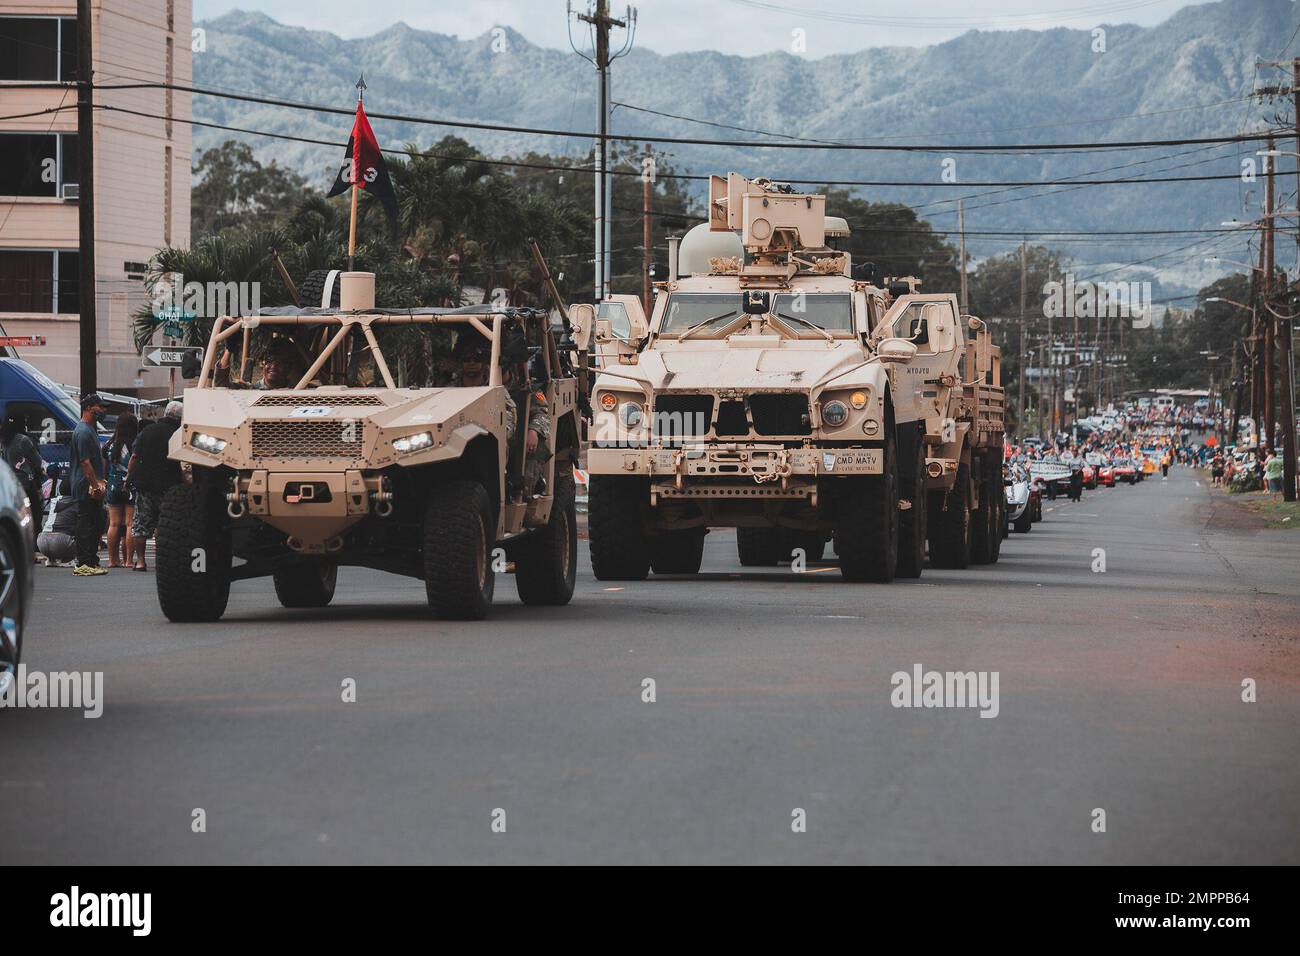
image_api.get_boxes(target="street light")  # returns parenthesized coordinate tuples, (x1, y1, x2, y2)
(1205, 296, 1255, 312)
(1205, 256, 1264, 273)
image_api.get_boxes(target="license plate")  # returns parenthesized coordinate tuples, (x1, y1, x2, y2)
(289, 406, 332, 418)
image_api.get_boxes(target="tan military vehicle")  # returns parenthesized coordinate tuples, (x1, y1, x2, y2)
(583, 173, 1003, 582)
(156, 271, 581, 622)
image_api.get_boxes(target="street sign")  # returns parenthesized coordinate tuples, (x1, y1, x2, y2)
(143, 346, 204, 368)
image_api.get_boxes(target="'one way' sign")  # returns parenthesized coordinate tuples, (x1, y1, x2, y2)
(142, 346, 204, 368)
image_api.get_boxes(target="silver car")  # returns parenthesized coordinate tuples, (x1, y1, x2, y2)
(0, 463, 36, 698)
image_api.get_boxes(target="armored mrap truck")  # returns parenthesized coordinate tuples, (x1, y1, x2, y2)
(583, 173, 1004, 582)
(157, 271, 581, 621)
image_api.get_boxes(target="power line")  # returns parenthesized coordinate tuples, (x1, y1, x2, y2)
(69, 80, 1279, 153)
(612, 94, 1258, 145)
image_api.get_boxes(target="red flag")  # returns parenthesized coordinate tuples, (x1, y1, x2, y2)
(327, 101, 398, 223)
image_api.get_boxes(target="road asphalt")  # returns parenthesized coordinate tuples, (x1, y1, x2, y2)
(2, 467, 1296, 864)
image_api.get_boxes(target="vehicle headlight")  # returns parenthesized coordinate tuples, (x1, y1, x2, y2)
(850, 390, 868, 410)
(619, 402, 644, 428)
(191, 432, 228, 454)
(393, 431, 434, 454)
(599, 392, 619, 412)
(822, 400, 849, 428)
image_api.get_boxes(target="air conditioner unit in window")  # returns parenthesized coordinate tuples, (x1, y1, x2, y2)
(61, 183, 79, 201)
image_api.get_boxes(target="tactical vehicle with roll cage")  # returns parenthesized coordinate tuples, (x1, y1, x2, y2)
(578, 173, 1004, 582)
(156, 270, 581, 622)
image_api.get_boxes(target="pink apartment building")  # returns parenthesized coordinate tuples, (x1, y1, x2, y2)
(0, 0, 191, 395)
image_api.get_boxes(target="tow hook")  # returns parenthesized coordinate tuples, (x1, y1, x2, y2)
(226, 480, 246, 518)
(372, 479, 394, 518)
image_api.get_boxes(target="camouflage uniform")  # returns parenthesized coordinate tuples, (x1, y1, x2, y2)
(516, 385, 552, 496)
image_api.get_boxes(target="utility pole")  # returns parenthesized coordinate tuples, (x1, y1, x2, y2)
(1046, 310, 1054, 439)
(76, 0, 97, 395)
(574, 1, 634, 301)
(1284, 60, 1300, 500)
(1264, 135, 1276, 453)
(1036, 337, 1045, 438)
(642, 142, 652, 316)
(1252, 61, 1300, 494)
(958, 199, 968, 314)
(1018, 240, 1027, 441)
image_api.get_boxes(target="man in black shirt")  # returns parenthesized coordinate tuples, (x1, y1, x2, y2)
(127, 400, 184, 571)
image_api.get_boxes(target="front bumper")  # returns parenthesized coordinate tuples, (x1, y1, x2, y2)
(230, 469, 387, 554)
(589, 443, 882, 503)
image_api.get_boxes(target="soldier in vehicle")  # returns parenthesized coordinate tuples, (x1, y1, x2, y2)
(446, 329, 550, 499)
(212, 334, 308, 389)
(257, 336, 307, 389)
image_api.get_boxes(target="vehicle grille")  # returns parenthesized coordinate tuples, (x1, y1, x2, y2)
(253, 394, 384, 407)
(653, 394, 713, 439)
(250, 420, 360, 460)
(751, 394, 811, 436)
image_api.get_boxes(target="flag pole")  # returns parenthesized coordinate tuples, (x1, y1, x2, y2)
(348, 75, 366, 271)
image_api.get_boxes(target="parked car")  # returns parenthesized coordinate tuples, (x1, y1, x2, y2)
(1005, 464, 1034, 534)
(1113, 459, 1138, 484)
(0, 357, 91, 471)
(0, 463, 36, 700)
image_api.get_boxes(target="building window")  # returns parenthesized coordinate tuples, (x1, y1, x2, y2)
(0, 133, 78, 197)
(0, 250, 79, 314)
(0, 16, 77, 82)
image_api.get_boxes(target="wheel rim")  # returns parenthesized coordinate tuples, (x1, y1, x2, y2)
(559, 507, 572, 580)
(474, 515, 487, 591)
(0, 533, 20, 690)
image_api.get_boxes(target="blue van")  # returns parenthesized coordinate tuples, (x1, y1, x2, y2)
(0, 356, 97, 470)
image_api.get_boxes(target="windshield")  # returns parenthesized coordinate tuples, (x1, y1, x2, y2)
(659, 292, 852, 336)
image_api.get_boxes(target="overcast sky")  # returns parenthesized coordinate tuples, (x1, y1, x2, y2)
(195, 0, 1215, 57)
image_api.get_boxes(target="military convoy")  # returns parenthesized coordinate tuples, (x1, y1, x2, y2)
(155, 172, 1006, 626)
(577, 173, 1005, 583)
(157, 270, 580, 622)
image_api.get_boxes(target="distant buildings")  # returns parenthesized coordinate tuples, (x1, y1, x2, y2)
(0, 0, 191, 395)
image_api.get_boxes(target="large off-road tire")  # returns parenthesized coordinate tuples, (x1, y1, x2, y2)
(297, 269, 341, 309)
(650, 529, 706, 575)
(423, 480, 494, 620)
(970, 483, 997, 565)
(1013, 509, 1033, 534)
(928, 463, 971, 570)
(834, 431, 899, 583)
(896, 424, 927, 579)
(514, 473, 577, 606)
(588, 475, 650, 581)
(156, 481, 232, 622)
(736, 527, 782, 566)
(273, 562, 337, 608)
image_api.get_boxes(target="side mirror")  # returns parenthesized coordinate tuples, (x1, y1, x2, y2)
(876, 337, 918, 364)
(568, 303, 595, 350)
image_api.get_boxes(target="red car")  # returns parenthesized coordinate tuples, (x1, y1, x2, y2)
(1097, 464, 1116, 487)
(1112, 460, 1138, 484)
(1082, 464, 1097, 489)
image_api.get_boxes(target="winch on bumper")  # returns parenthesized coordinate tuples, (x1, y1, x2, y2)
(588, 443, 882, 505)
(225, 469, 391, 554)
